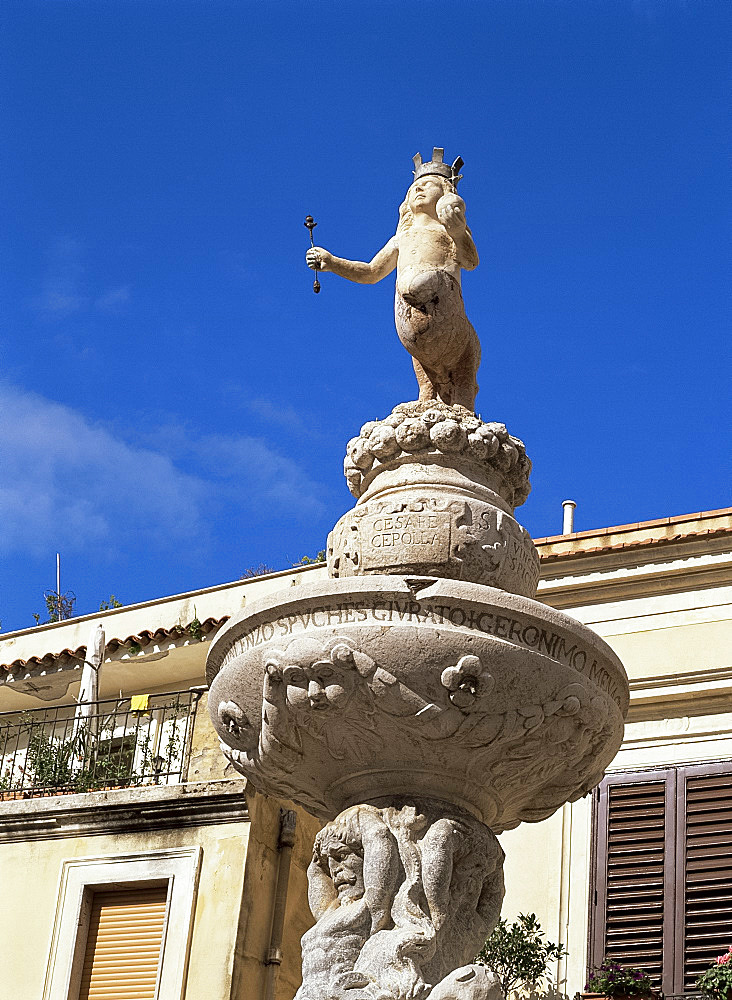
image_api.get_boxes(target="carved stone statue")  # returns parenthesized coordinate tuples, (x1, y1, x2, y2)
(295, 802, 503, 1000)
(209, 147, 630, 1000)
(307, 149, 480, 411)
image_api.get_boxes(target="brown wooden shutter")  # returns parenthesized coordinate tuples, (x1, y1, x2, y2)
(592, 771, 675, 988)
(592, 763, 732, 995)
(680, 765, 732, 991)
(78, 885, 169, 1000)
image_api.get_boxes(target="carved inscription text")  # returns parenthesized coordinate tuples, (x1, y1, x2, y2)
(220, 598, 621, 702)
(361, 510, 451, 569)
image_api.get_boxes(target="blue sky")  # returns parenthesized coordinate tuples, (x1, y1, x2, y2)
(1, 0, 730, 633)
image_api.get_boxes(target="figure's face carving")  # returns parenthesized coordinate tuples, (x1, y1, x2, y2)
(283, 656, 357, 721)
(408, 176, 443, 214)
(323, 839, 365, 903)
(217, 699, 257, 751)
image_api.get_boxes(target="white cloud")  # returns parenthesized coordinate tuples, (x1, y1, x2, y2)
(243, 395, 312, 435)
(0, 384, 206, 557)
(33, 239, 88, 317)
(95, 285, 131, 311)
(188, 432, 328, 515)
(32, 240, 131, 318)
(0, 384, 327, 560)
(37, 286, 87, 316)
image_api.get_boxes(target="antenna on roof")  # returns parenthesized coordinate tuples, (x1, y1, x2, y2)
(45, 552, 76, 622)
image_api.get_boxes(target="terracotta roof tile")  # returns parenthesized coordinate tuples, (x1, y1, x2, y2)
(538, 526, 731, 562)
(534, 506, 732, 546)
(1, 616, 229, 675)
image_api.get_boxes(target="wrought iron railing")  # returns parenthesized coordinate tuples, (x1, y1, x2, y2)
(0, 689, 203, 800)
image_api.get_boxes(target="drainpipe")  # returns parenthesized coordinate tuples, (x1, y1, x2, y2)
(556, 800, 573, 995)
(562, 499, 576, 535)
(264, 808, 297, 1000)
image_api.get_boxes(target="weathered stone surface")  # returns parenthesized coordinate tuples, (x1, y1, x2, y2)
(329, 497, 538, 596)
(427, 965, 501, 1000)
(222, 146, 632, 1000)
(330, 402, 537, 594)
(294, 801, 504, 1000)
(306, 150, 480, 410)
(207, 575, 628, 832)
(341, 402, 531, 507)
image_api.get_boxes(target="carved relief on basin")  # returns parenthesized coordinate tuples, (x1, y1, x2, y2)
(206, 576, 628, 832)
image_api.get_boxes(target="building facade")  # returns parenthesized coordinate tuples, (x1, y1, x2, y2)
(0, 565, 323, 1000)
(504, 507, 732, 996)
(1, 507, 730, 998)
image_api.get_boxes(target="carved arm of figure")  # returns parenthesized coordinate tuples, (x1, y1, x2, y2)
(306, 236, 399, 285)
(437, 194, 479, 271)
(305, 201, 478, 282)
(419, 818, 462, 931)
(359, 808, 401, 934)
(308, 805, 399, 936)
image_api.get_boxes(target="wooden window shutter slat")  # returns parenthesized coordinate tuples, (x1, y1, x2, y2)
(593, 763, 732, 997)
(79, 886, 168, 1000)
(681, 766, 732, 992)
(591, 772, 674, 988)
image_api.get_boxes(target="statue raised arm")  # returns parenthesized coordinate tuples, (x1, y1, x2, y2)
(307, 148, 481, 411)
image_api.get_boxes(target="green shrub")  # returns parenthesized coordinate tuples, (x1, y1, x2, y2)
(476, 912, 566, 999)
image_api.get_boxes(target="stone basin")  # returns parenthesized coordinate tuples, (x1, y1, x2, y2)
(206, 575, 628, 832)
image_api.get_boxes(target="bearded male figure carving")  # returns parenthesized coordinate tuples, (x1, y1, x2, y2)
(294, 803, 504, 1000)
(306, 149, 480, 411)
(295, 805, 399, 1000)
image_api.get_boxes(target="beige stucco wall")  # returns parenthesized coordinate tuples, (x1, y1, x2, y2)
(0, 814, 250, 999)
(499, 796, 593, 995)
(498, 562, 732, 998)
(0, 786, 320, 1000)
(227, 790, 321, 1000)
(576, 585, 732, 691)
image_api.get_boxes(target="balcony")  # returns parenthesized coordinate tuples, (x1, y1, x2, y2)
(0, 689, 203, 800)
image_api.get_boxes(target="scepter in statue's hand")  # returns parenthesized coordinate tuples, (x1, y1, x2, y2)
(302, 149, 480, 410)
(304, 216, 321, 294)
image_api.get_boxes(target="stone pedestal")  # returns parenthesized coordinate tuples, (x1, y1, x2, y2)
(330, 402, 538, 595)
(207, 401, 629, 1000)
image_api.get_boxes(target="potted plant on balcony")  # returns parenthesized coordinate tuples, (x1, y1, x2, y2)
(584, 961, 653, 1000)
(696, 946, 732, 1000)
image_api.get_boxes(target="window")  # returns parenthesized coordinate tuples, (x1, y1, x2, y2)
(79, 885, 168, 999)
(43, 847, 200, 1000)
(590, 763, 732, 994)
(94, 734, 137, 784)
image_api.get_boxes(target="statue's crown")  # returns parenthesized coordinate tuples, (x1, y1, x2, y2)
(412, 147, 464, 187)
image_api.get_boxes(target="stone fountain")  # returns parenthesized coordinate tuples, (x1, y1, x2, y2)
(206, 149, 629, 1000)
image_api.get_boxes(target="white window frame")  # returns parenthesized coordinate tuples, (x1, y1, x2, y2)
(42, 846, 201, 1000)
